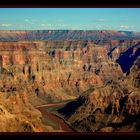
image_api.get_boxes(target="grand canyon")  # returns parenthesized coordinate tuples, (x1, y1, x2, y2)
(0, 30, 139, 132)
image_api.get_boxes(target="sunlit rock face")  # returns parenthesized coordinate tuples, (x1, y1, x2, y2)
(0, 30, 140, 132)
(0, 39, 139, 103)
(58, 56, 140, 132)
(0, 90, 45, 132)
(0, 40, 125, 103)
(0, 30, 140, 41)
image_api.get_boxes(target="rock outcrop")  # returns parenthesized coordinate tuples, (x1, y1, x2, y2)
(0, 40, 125, 103)
(0, 30, 140, 132)
(0, 89, 45, 132)
(58, 56, 140, 132)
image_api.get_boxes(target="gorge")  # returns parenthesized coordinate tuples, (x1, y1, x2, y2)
(0, 30, 139, 132)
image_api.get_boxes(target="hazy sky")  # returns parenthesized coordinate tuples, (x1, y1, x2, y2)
(0, 8, 140, 31)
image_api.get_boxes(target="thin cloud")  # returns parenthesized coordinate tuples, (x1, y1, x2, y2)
(96, 19, 106, 22)
(40, 24, 47, 26)
(40, 24, 52, 27)
(120, 25, 134, 29)
(0, 24, 12, 27)
(25, 19, 29, 22)
(40, 23, 67, 27)
(90, 19, 129, 23)
(120, 25, 129, 29)
(24, 19, 37, 24)
(54, 24, 67, 27)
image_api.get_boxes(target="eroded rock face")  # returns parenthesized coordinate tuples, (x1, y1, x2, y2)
(0, 30, 140, 41)
(58, 57, 140, 132)
(0, 40, 125, 103)
(0, 91, 45, 132)
(0, 36, 139, 132)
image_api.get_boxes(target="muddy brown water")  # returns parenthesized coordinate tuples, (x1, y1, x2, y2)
(37, 104, 75, 132)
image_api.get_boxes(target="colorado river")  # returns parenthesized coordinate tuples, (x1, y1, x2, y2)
(36, 103, 75, 132)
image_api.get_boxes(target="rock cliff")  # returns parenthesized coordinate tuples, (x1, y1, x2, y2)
(0, 30, 140, 132)
(0, 40, 126, 103)
(0, 30, 140, 41)
(58, 56, 140, 132)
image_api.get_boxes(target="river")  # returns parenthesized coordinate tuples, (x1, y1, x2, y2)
(36, 103, 75, 132)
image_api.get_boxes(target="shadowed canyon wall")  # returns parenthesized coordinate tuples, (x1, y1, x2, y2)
(59, 56, 140, 132)
(0, 30, 140, 132)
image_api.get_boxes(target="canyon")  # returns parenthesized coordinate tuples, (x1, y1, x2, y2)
(0, 30, 139, 132)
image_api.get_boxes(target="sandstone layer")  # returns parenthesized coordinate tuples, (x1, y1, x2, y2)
(59, 56, 140, 132)
(0, 30, 140, 41)
(0, 40, 128, 103)
(0, 31, 139, 132)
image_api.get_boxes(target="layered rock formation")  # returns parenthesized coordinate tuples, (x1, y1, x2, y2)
(0, 30, 140, 41)
(0, 91, 44, 132)
(0, 30, 140, 132)
(58, 56, 140, 132)
(0, 40, 125, 103)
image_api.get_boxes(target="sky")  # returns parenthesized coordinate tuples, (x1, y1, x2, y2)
(0, 8, 140, 31)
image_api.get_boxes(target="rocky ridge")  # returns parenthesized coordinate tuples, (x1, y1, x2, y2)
(0, 30, 140, 41)
(0, 30, 140, 132)
(58, 56, 140, 132)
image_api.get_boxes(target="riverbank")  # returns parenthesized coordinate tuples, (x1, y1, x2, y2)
(36, 101, 75, 132)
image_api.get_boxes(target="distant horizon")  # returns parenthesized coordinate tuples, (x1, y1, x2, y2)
(0, 8, 140, 31)
(0, 29, 139, 32)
